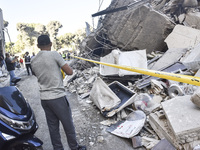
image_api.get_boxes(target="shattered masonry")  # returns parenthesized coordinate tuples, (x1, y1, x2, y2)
(64, 0, 200, 150)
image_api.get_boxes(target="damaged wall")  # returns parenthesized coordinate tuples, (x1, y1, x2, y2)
(102, 2, 175, 53)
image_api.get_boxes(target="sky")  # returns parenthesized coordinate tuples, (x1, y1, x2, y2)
(1, 0, 112, 42)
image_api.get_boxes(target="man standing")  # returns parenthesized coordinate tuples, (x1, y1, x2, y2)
(5, 53, 18, 86)
(25, 52, 32, 75)
(31, 35, 86, 150)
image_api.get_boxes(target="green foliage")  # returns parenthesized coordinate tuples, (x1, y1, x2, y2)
(5, 41, 24, 54)
(58, 33, 75, 48)
(6, 21, 86, 54)
(57, 28, 86, 52)
(5, 42, 14, 53)
(46, 21, 63, 50)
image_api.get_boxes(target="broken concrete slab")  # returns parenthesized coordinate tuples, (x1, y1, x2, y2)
(102, 4, 175, 53)
(162, 95, 200, 144)
(100, 49, 147, 76)
(165, 25, 200, 49)
(183, 0, 198, 7)
(149, 112, 183, 149)
(183, 12, 200, 30)
(181, 43, 200, 71)
(150, 47, 188, 70)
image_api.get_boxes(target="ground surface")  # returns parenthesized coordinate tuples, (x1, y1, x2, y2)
(1, 67, 145, 150)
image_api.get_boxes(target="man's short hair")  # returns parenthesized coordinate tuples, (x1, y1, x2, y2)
(5, 53, 9, 57)
(37, 35, 51, 46)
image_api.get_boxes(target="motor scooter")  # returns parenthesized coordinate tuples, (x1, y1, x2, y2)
(0, 77, 43, 150)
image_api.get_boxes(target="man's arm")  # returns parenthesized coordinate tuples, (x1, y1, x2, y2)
(61, 63, 73, 75)
(11, 56, 18, 63)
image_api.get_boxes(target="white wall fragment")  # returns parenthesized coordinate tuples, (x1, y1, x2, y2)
(100, 49, 147, 76)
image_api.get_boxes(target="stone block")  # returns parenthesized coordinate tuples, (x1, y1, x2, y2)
(162, 95, 200, 144)
(165, 25, 200, 49)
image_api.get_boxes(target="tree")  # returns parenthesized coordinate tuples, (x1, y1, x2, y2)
(3, 20, 9, 28)
(6, 21, 85, 54)
(58, 33, 76, 49)
(46, 21, 62, 50)
(16, 23, 36, 48)
(5, 42, 14, 53)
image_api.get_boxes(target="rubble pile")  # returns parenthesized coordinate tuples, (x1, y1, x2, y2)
(65, 0, 200, 149)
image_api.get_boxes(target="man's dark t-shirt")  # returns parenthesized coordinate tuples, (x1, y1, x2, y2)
(5, 57, 15, 71)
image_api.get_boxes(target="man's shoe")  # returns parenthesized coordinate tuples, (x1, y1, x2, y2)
(77, 145, 87, 150)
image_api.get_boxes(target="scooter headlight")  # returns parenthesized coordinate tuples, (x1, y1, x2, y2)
(0, 113, 35, 130)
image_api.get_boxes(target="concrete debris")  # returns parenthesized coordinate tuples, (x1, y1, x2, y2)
(64, 67, 99, 94)
(97, 135, 104, 143)
(64, 0, 200, 149)
(133, 93, 160, 114)
(191, 87, 200, 108)
(183, 140, 200, 150)
(141, 136, 160, 150)
(168, 83, 197, 98)
(150, 47, 188, 70)
(162, 96, 200, 145)
(132, 136, 143, 148)
(181, 43, 200, 72)
(184, 12, 200, 29)
(101, 4, 175, 53)
(149, 111, 183, 149)
(100, 119, 117, 126)
(165, 25, 200, 49)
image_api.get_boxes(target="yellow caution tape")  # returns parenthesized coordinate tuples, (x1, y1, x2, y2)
(72, 56, 200, 86)
(61, 69, 65, 79)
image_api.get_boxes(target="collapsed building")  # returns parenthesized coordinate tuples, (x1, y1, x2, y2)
(66, 0, 200, 149)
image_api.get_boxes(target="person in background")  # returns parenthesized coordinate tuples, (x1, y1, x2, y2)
(24, 52, 32, 75)
(31, 35, 86, 150)
(67, 52, 70, 60)
(5, 53, 18, 86)
(19, 57, 24, 68)
(0, 54, 6, 69)
(62, 52, 66, 59)
(31, 52, 35, 59)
